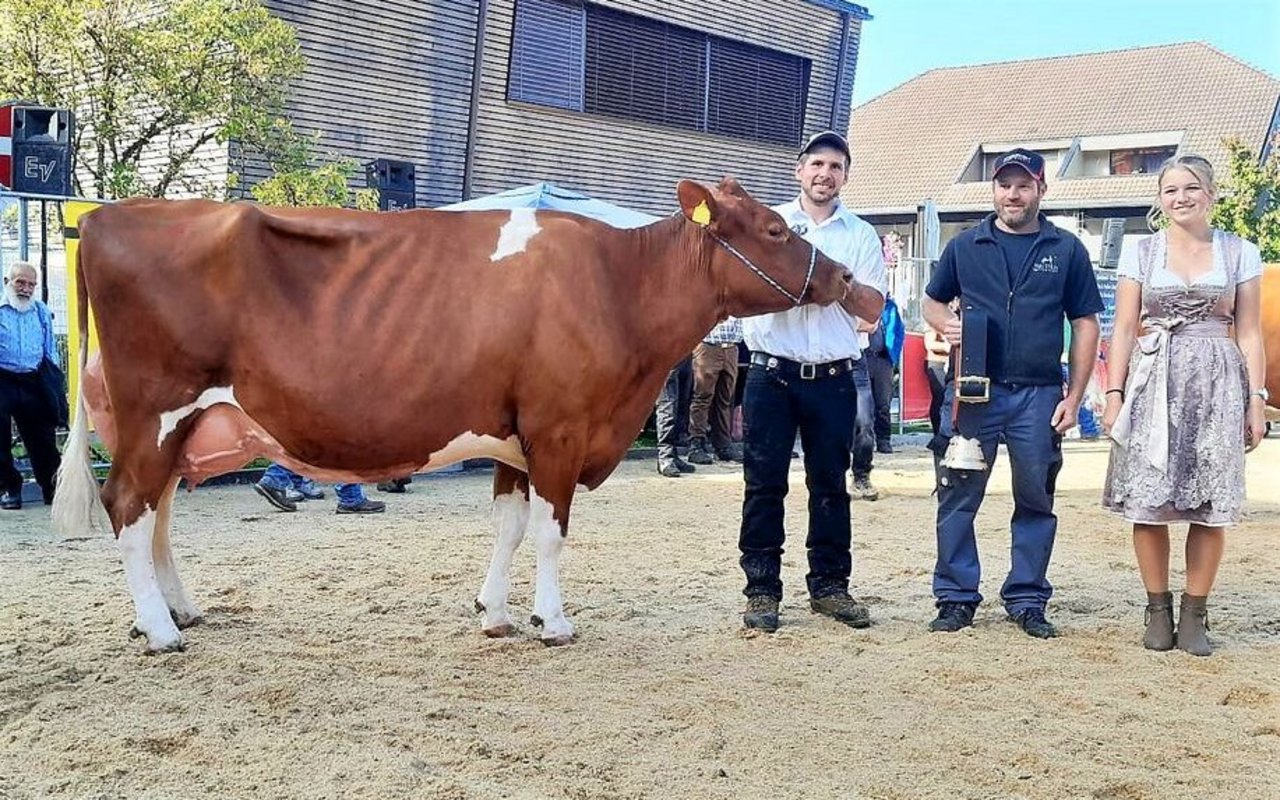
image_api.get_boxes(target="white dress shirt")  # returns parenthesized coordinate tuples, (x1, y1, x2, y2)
(742, 197, 888, 362)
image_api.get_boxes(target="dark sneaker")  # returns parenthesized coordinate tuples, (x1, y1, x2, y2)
(377, 478, 411, 494)
(336, 499, 386, 514)
(284, 487, 305, 504)
(929, 602, 977, 632)
(809, 592, 872, 628)
(1010, 608, 1058, 639)
(657, 461, 682, 478)
(686, 437, 715, 465)
(254, 482, 297, 512)
(673, 457, 696, 474)
(294, 478, 326, 500)
(743, 596, 780, 632)
(715, 443, 745, 463)
(851, 475, 880, 501)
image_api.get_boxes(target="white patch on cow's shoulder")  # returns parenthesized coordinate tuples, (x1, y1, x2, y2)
(490, 209, 541, 262)
(425, 431, 526, 472)
(157, 386, 241, 448)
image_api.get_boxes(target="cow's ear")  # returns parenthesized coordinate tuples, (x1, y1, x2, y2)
(677, 180, 717, 227)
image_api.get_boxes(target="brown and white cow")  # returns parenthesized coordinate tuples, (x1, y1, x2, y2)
(53, 178, 883, 652)
(1261, 263, 1279, 408)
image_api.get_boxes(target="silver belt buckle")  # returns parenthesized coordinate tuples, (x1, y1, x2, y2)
(799, 362, 817, 380)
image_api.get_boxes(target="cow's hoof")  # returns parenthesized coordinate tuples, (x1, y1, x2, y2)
(540, 633, 575, 647)
(130, 620, 185, 653)
(170, 609, 204, 629)
(482, 623, 517, 638)
(144, 637, 186, 655)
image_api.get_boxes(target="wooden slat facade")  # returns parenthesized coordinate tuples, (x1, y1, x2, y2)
(239, 0, 480, 208)
(471, 0, 863, 214)
(232, 0, 864, 213)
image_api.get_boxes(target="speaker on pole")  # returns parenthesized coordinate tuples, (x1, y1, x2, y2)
(365, 158, 416, 211)
(8, 105, 75, 196)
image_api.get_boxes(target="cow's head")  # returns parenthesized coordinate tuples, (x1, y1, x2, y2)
(677, 178, 850, 316)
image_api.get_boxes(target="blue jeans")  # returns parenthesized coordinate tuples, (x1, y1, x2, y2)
(260, 463, 365, 506)
(851, 358, 875, 478)
(739, 358, 857, 600)
(933, 383, 1064, 615)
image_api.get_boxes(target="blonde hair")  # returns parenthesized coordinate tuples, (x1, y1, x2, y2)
(1146, 154, 1217, 230)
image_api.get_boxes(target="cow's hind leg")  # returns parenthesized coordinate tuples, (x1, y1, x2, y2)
(104, 447, 186, 653)
(476, 463, 529, 637)
(152, 477, 203, 629)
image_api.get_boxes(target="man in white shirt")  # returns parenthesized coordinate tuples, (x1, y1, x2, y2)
(739, 131, 888, 632)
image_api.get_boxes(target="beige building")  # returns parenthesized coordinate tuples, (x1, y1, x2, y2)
(841, 42, 1280, 264)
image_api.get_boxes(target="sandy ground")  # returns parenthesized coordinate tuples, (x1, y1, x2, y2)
(0, 438, 1277, 800)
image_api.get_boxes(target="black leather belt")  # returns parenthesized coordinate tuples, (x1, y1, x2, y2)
(955, 306, 990, 403)
(750, 351, 855, 380)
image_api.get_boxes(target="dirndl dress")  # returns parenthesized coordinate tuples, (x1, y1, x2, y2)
(1102, 229, 1255, 526)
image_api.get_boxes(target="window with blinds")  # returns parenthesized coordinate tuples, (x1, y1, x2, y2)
(507, 0, 810, 147)
(508, 0, 586, 111)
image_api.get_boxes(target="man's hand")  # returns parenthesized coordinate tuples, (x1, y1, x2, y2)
(942, 317, 962, 346)
(1051, 398, 1079, 434)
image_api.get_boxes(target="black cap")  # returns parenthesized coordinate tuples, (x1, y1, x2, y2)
(799, 130, 851, 163)
(991, 148, 1046, 181)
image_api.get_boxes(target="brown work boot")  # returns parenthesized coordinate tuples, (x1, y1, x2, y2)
(1176, 593, 1212, 656)
(1142, 591, 1175, 651)
(809, 592, 872, 628)
(743, 596, 780, 632)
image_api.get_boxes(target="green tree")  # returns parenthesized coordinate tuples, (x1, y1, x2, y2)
(0, 0, 303, 199)
(1211, 136, 1280, 261)
(249, 120, 378, 210)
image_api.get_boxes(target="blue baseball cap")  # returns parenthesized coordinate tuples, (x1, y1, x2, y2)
(992, 148, 1045, 181)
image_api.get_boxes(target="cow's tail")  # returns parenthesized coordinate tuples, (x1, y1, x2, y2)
(52, 244, 107, 537)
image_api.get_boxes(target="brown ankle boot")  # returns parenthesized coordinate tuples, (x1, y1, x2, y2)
(1142, 591, 1175, 651)
(1176, 593, 1211, 656)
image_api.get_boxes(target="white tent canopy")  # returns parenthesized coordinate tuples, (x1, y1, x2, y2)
(439, 182, 660, 229)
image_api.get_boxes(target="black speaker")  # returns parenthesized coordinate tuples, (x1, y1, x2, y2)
(365, 158, 416, 210)
(11, 106, 74, 196)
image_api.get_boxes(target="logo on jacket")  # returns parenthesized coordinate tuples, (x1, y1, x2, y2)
(1032, 255, 1059, 273)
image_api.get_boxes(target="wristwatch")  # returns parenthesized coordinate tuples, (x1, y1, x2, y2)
(1251, 387, 1270, 403)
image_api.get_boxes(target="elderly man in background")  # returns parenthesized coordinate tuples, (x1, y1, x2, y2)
(0, 261, 63, 510)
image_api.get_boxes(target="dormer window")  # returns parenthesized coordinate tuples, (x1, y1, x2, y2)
(1108, 146, 1177, 175)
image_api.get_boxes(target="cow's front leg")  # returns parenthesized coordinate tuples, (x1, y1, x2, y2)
(119, 505, 185, 653)
(476, 465, 530, 637)
(528, 487, 574, 646)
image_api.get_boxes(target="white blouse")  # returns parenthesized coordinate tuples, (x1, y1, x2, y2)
(1117, 229, 1263, 287)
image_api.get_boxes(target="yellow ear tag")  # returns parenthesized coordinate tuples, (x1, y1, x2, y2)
(691, 200, 711, 226)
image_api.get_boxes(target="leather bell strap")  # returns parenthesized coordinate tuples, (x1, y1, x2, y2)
(953, 304, 990, 439)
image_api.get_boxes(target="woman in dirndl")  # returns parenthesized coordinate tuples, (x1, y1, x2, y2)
(1102, 154, 1267, 656)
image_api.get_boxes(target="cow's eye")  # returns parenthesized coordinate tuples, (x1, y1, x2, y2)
(767, 223, 786, 239)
